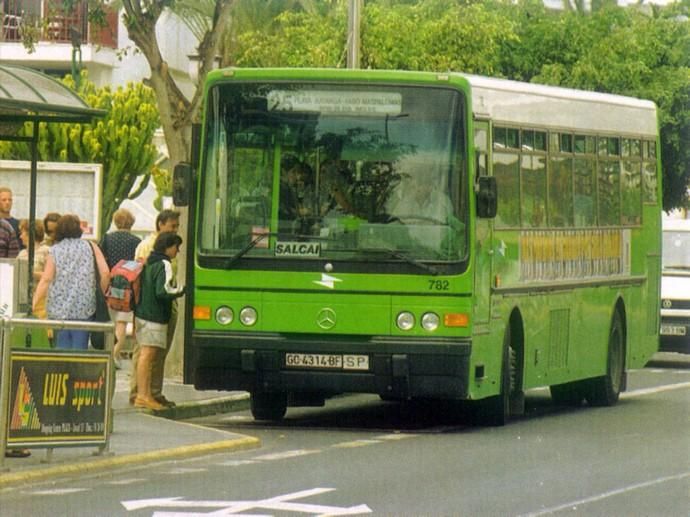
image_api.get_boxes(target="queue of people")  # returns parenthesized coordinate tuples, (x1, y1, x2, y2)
(1, 184, 186, 455)
(128, 209, 182, 410)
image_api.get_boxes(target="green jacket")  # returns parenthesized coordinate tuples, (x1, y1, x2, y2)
(134, 251, 184, 324)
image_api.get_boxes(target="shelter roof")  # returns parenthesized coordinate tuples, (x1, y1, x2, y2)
(0, 64, 104, 128)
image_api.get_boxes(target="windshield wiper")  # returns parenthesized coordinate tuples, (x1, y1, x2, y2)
(225, 232, 278, 268)
(360, 247, 440, 276)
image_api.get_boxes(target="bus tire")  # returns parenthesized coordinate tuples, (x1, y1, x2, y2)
(250, 391, 288, 421)
(586, 309, 625, 407)
(474, 325, 515, 426)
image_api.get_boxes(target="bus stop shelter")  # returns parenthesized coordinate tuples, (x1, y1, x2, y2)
(0, 64, 105, 302)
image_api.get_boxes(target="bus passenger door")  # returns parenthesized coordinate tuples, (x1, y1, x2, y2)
(473, 120, 493, 330)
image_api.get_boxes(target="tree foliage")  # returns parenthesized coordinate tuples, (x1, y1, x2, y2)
(498, 1, 690, 209)
(20, 0, 689, 211)
(0, 73, 160, 231)
(226, 0, 690, 210)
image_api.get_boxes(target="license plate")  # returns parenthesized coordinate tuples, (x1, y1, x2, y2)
(285, 353, 369, 371)
(661, 325, 687, 336)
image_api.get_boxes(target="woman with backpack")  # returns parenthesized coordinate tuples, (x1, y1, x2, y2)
(132, 232, 185, 410)
(100, 208, 141, 368)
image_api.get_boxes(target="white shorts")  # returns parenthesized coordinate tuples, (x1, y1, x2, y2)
(135, 318, 167, 349)
(109, 308, 134, 323)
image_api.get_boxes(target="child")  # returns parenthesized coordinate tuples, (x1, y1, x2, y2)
(132, 232, 185, 410)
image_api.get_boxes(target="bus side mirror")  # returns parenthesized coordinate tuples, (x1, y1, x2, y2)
(173, 162, 193, 207)
(476, 176, 497, 218)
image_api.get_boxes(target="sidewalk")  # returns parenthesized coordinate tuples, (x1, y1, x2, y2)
(0, 360, 257, 489)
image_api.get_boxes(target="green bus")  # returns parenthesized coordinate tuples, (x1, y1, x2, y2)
(174, 68, 661, 425)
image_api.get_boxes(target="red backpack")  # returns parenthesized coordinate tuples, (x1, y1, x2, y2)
(106, 260, 144, 312)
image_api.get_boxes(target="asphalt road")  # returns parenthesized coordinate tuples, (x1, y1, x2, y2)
(1, 354, 688, 516)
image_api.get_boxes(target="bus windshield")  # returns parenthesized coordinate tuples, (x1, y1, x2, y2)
(198, 82, 468, 266)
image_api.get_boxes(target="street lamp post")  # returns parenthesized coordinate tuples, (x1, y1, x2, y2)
(70, 27, 82, 89)
(347, 0, 362, 69)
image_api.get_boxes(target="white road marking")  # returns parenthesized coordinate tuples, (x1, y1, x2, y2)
(28, 488, 89, 495)
(621, 380, 690, 399)
(253, 449, 321, 461)
(533, 380, 690, 398)
(165, 467, 209, 475)
(151, 510, 274, 517)
(122, 487, 372, 515)
(216, 460, 259, 467)
(106, 478, 147, 485)
(374, 433, 418, 441)
(220, 415, 254, 423)
(519, 471, 690, 517)
(332, 440, 381, 449)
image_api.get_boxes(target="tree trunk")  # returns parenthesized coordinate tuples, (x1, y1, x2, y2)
(120, 0, 234, 379)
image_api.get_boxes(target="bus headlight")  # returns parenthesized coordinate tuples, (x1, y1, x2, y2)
(396, 311, 415, 331)
(215, 306, 234, 325)
(421, 312, 440, 331)
(240, 306, 258, 326)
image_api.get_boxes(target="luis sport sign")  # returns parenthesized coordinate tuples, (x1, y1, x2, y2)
(5, 349, 112, 448)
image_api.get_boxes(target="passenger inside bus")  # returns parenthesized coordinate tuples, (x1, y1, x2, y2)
(279, 156, 316, 234)
(386, 159, 454, 225)
(317, 158, 353, 217)
(383, 155, 464, 259)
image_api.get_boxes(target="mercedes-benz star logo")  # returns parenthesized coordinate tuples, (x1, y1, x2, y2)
(662, 299, 673, 309)
(316, 308, 337, 330)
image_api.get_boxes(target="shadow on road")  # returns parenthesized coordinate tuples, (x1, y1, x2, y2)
(198, 390, 595, 434)
(647, 351, 690, 369)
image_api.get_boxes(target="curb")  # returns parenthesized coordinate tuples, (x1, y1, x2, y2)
(161, 393, 251, 421)
(0, 435, 260, 489)
(129, 393, 251, 421)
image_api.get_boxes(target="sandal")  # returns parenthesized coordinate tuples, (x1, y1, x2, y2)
(134, 397, 164, 410)
(5, 448, 31, 458)
(155, 396, 176, 408)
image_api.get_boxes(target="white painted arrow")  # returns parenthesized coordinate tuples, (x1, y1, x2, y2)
(122, 487, 372, 515)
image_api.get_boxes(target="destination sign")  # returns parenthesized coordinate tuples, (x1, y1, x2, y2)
(267, 89, 402, 115)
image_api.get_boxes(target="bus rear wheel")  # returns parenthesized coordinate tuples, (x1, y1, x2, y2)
(586, 310, 625, 407)
(250, 391, 288, 421)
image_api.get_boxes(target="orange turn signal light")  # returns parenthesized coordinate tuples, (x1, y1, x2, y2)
(193, 305, 212, 320)
(444, 313, 469, 327)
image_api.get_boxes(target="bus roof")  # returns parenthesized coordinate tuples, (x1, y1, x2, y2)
(210, 68, 658, 138)
(462, 74, 658, 137)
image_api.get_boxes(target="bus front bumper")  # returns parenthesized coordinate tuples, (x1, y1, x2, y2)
(188, 331, 472, 400)
(659, 314, 690, 354)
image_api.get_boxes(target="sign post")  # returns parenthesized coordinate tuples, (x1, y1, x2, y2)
(0, 318, 11, 469)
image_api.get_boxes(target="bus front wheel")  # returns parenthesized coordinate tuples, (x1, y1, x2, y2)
(586, 310, 625, 407)
(474, 325, 516, 426)
(250, 391, 288, 421)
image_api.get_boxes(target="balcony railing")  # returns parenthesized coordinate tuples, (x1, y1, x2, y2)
(1, 1, 118, 48)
